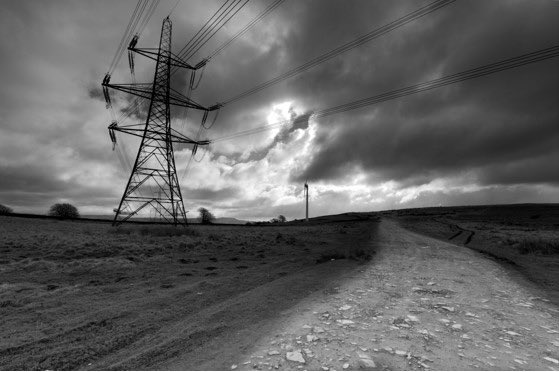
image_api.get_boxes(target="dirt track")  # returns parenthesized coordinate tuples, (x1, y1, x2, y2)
(160, 219, 559, 370)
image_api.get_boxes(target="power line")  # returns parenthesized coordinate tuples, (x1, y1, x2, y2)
(107, 0, 161, 75)
(174, 0, 233, 60)
(173, 0, 242, 68)
(210, 45, 559, 143)
(206, 0, 286, 61)
(181, 0, 250, 61)
(168, 0, 181, 16)
(108, 0, 145, 74)
(137, 0, 161, 35)
(220, 0, 455, 105)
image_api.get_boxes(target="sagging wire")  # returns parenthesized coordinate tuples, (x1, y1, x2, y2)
(191, 62, 206, 90)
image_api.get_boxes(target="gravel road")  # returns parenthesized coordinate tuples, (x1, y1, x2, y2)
(167, 219, 559, 370)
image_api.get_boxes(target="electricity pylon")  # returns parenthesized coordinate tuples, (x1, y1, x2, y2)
(102, 17, 219, 226)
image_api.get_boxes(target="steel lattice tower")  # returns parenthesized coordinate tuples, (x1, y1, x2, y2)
(102, 17, 219, 226)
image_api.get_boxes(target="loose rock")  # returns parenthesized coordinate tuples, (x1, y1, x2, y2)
(406, 315, 419, 323)
(544, 357, 559, 364)
(337, 319, 355, 325)
(506, 331, 520, 336)
(358, 358, 377, 369)
(286, 350, 306, 364)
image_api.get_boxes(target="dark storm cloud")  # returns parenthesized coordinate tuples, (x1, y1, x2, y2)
(0, 164, 70, 193)
(240, 110, 312, 162)
(0, 163, 121, 212)
(87, 84, 104, 101)
(182, 186, 241, 201)
(287, 0, 559, 189)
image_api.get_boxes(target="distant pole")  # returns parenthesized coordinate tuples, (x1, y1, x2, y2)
(304, 182, 309, 222)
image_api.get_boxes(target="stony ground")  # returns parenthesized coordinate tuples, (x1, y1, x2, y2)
(176, 219, 559, 371)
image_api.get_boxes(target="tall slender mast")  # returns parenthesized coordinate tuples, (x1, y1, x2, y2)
(304, 181, 309, 222)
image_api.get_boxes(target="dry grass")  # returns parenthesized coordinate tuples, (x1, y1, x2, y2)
(509, 237, 559, 255)
(111, 224, 201, 237)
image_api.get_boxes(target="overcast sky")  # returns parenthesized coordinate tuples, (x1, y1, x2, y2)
(0, 0, 558, 220)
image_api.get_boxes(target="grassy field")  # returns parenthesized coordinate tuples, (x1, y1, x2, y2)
(391, 204, 559, 305)
(0, 215, 377, 370)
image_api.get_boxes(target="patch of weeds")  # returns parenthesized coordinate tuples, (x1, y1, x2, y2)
(513, 237, 559, 255)
(205, 266, 218, 270)
(347, 247, 372, 261)
(111, 225, 200, 237)
(275, 233, 296, 245)
(179, 258, 199, 264)
(208, 233, 220, 241)
(316, 252, 346, 263)
(0, 300, 24, 308)
(316, 246, 372, 264)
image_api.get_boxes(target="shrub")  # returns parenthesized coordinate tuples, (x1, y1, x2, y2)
(0, 204, 13, 215)
(198, 207, 215, 225)
(270, 215, 286, 223)
(48, 203, 80, 219)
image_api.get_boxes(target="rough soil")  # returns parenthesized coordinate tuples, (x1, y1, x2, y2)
(1, 215, 558, 370)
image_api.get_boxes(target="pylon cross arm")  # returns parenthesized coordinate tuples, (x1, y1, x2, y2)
(128, 47, 205, 71)
(103, 82, 210, 110)
(108, 123, 211, 145)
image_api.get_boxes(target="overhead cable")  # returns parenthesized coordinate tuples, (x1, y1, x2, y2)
(221, 0, 455, 105)
(211, 45, 559, 142)
(206, 0, 286, 61)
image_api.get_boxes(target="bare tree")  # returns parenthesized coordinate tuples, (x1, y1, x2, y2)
(277, 215, 286, 223)
(0, 204, 13, 215)
(48, 203, 80, 219)
(198, 207, 215, 224)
